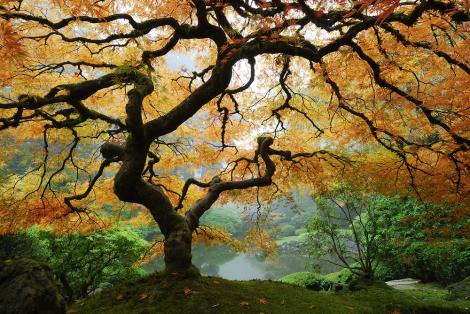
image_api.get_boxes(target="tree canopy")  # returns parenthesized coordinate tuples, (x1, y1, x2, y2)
(0, 0, 468, 273)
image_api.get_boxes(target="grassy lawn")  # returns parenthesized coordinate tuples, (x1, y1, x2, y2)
(68, 274, 470, 314)
(275, 233, 308, 245)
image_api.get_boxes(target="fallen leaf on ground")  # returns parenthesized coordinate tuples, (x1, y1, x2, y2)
(184, 287, 192, 296)
(281, 299, 287, 305)
(239, 301, 250, 307)
(139, 293, 149, 300)
(309, 304, 316, 309)
(259, 297, 269, 304)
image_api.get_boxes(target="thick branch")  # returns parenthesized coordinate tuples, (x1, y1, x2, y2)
(185, 136, 275, 230)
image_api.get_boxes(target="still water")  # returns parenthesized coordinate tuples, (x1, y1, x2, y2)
(145, 244, 335, 280)
(218, 254, 266, 280)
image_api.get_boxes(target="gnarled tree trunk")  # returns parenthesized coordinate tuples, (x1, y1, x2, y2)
(97, 67, 279, 278)
(163, 220, 195, 275)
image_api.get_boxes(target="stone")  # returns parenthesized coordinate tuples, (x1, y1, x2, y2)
(447, 277, 470, 300)
(385, 278, 421, 290)
(0, 258, 66, 314)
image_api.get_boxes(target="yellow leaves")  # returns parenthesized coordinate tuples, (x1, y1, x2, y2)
(129, 210, 155, 228)
(0, 0, 18, 5)
(51, 0, 112, 17)
(192, 225, 237, 247)
(135, 240, 164, 266)
(239, 300, 249, 307)
(0, 20, 27, 68)
(0, 0, 467, 241)
(183, 287, 192, 297)
(240, 228, 276, 257)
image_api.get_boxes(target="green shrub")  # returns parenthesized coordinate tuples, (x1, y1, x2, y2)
(324, 267, 355, 283)
(25, 226, 149, 300)
(373, 261, 398, 282)
(279, 271, 350, 291)
(0, 233, 42, 260)
(306, 187, 469, 285)
(372, 195, 470, 285)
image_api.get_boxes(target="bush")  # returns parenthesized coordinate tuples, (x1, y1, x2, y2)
(279, 271, 351, 291)
(372, 196, 470, 285)
(373, 261, 398, 282)
(306, 187, 469, 285)
(324, 267, 355, 284)
(0, 233, 42, 260)
(25, 226, 149, 300)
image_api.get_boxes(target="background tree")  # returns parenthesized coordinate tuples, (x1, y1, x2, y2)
(372, 195, 469, 285)
(0, 0, 468, 275)
(307, 188, 469, 284)
(307, 184, 379, 280)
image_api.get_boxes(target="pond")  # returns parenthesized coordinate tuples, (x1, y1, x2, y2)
(144, 244, 338, 280)
(217, 254, 266, 280)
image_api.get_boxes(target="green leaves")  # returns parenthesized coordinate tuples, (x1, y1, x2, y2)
(22, 226, 149, 300)
(371, 195, 470, 284)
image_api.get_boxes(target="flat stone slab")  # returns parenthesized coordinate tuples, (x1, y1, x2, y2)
(386, 278, 421, 290)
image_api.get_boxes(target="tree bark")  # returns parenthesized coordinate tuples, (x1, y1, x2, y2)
(102, 142, 199, 276)
(163, 220, 199, 277)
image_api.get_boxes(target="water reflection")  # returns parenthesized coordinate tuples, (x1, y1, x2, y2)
(218, 254, 267, 280)
(145, 244, 320, 280)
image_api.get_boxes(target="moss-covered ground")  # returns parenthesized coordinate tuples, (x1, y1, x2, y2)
(68, 274, 470, 314)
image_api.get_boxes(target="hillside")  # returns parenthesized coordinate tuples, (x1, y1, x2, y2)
(68, 274, 470, 314)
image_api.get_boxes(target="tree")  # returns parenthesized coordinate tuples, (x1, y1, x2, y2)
(307, 184, 379, 280)
(0, 0, 468, 275)
(307, 189, 469, 284)
(371, 195, 469, 284)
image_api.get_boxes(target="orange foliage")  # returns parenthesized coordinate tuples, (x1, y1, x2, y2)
(0, 0, 467, 245)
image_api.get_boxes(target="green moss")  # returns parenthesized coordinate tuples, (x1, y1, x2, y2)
(114, 65, 143, 77)
(0, 259, 66, 314)
(447, 277, 470, 300)
(112, 65, 149, 86)
(161, 264, 201, 280)
(69, 274, 470, 314)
